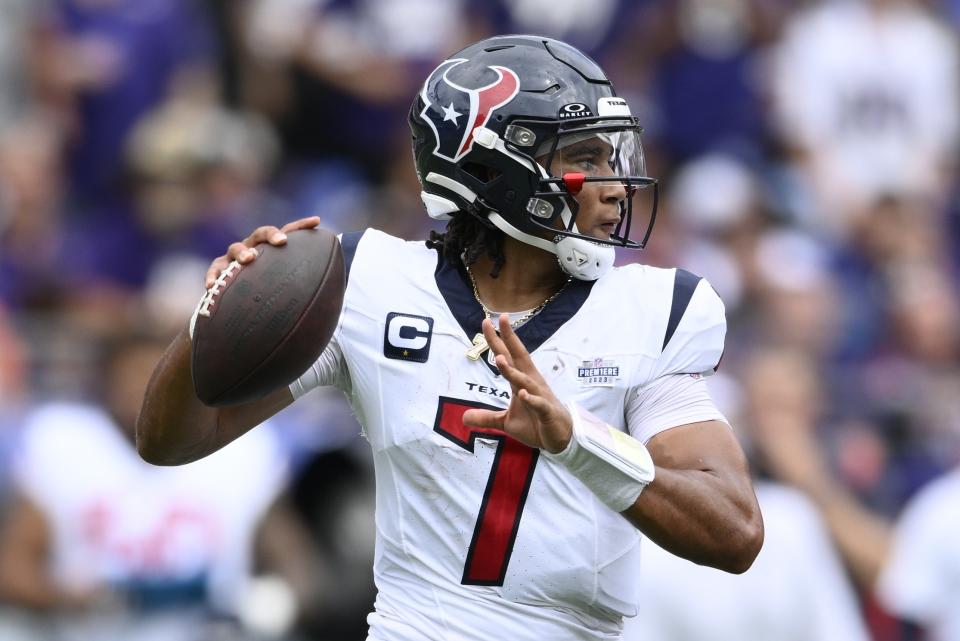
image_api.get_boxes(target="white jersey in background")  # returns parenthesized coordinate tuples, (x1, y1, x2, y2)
(291, 229, 728, 641)
(623, 481, 871, 641)
(11, 403, 288, 617)
(878, 469, 960, 641)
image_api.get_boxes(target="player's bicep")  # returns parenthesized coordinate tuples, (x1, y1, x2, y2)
(626, 373, 746, 476)
(645, 420, 748, 477)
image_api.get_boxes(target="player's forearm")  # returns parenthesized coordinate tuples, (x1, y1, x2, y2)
(625, 466, 764, 574)
(137, 330, 296, 465)
(136, 330, 221, 465)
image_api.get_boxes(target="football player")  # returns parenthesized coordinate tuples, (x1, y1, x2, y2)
(137, 35, 763, 640)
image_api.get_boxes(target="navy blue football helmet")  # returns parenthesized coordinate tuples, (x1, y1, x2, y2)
(409, 35, 658, 280)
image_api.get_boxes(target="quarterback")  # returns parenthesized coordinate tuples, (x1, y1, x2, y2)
(138, 35, 763, 640)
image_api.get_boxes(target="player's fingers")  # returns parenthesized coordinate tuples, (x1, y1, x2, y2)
(497, 316, 536, 371)
(494, 354, 540, 394)
(205, 253, 246, 287)
(243, 225, 287, 247)
(280, 216, 321, 234)
(481, 318, 513, 367)
(462, 408, 507, 430)
(205, 257, 230, 288)
(518, 388, 554, 417)
(497, 317, 531, 364)
(227, 241, 259, 264)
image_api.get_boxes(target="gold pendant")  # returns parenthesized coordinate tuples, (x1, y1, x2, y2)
(466, 333, 489, 361)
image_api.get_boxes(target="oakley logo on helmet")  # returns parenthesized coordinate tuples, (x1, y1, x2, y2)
(419, 58, 520, 162)
(559, 103, 593, 119)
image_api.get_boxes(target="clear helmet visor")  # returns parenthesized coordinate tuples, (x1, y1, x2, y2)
(541, 125, 647, 184)
(529, 122, 658, 250)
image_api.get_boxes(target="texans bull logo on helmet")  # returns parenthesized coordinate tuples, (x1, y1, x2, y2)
(419, 58, 520, 163)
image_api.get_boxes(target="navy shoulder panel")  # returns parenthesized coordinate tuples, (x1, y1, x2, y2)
(340, 230, 366, 284)
(662, 268, 702, 351)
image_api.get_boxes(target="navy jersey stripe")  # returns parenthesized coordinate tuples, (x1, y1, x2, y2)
(662, 268, 702, 351)
(340, 230, 365, 283)
(434, 253, 595, 375)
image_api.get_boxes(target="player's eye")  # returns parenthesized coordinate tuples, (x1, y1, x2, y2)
(568, 147, 603, 168)
(573, 156, 599, 171)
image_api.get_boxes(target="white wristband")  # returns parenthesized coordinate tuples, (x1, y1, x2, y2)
(545, 402, 656, 512)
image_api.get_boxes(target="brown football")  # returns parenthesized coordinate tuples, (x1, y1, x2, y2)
(190, 228, 345, 406)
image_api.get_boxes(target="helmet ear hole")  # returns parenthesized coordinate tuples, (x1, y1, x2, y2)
(461, 162, 501, 185)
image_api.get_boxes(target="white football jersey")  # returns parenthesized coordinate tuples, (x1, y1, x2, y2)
(877, 469, 960, 641)
(11, 403, 288, 616)
(291, 230, 727, 640)
(623, 482, 871, 641)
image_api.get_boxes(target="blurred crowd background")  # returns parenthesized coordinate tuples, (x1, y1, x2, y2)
(0, 0, 958, 640)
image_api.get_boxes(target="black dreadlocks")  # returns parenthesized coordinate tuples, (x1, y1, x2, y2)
(425, 213, 507, 278)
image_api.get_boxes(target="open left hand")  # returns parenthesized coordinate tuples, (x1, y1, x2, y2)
(462, 315, 572, 454)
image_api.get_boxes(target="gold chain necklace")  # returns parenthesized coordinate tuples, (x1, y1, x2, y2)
(464, 264, 570, 361)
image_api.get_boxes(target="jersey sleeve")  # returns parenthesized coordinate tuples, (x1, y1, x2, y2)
(625, 374, 728, 444)
(652, 272, 726, 379)
(288, 333, 348, 398)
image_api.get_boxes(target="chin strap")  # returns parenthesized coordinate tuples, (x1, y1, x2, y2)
(487, 212, 615, 281)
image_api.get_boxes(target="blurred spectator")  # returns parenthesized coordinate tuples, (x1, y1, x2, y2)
(771, 0, 960, 230)
(851, 262, 960, 485)
(624, 481, 871, 641)
(241, 0, 485, 171)
(0, 330, 309, 641)
(0, 0, 34, 128)
(829, 193, 947, 362)
(665, 153, 767, 310)
(877, 468, 960, 641)
(69, 77, 288, 290)
(744, 346, 892, 592)
(622, 0, 772, 166)
(748, 228, 841, 360)
(0, 116, 68, 309)
(0, 303, 28, 519)
(482, 0, 647, 61)
(237, 0, 491, 233)
(622, 348, 871, 641)
(752, 344, 960, 641)
(31, 0, 215, 209)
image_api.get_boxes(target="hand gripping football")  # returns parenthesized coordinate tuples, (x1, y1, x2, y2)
(190, 228, 345, 406)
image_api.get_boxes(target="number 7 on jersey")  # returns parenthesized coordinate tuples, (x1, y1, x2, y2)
(433, 396, 540, 586)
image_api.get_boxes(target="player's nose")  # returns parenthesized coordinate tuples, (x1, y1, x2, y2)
(599, 179, 627, 205)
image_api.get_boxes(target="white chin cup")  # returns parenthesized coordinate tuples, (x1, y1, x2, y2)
(487, 212, 616, 281)
(554, 235, 615, 281)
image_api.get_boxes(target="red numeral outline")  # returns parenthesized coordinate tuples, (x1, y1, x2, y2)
(433, 396, 539, 586)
